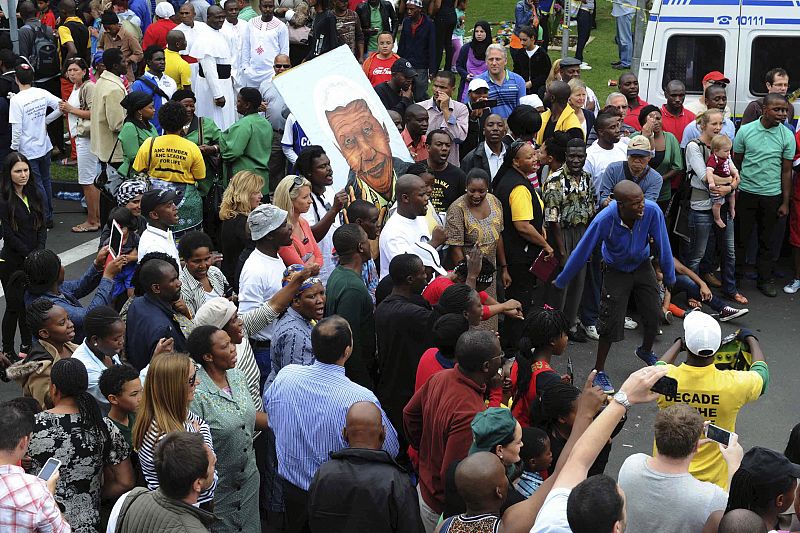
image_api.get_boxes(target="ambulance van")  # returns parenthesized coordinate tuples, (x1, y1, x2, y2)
(636, 0, 800, 120)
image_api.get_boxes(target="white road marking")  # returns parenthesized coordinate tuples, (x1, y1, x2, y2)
(0, 237, 100, 299)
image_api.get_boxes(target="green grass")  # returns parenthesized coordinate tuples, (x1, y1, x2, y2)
(464, 0, 622, 103)
(51, 161, 78, 183)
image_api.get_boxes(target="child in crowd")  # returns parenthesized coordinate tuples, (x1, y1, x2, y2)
(452, 0, 467, 69)
(515, 427, 552, 498)
(99, 363, 143, 449)
(101, 207, 140, 310)
(490, 307, 570, 426)
(362, 32, 400, 87)
(705, 134, 739, 228)
(36, 0, 56, 29)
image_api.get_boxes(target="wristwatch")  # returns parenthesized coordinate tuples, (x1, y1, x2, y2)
(612, 391, 631, 411)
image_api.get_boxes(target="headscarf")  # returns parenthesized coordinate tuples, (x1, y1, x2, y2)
(282, 264, 321, 296)
(120, 90, 154, 128)
(637, 104, 661, 128)
(171, 89, 196, 102)
(471, 21, 492, 61)
(115, 179, 150, 206)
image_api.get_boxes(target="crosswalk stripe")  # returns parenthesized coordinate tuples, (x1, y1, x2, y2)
(0, 237, 100, 300)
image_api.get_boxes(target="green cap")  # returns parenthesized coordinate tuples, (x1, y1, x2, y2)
(468, 408, 518, 455)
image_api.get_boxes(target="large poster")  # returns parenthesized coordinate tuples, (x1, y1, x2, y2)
(273, 45, 412, 210)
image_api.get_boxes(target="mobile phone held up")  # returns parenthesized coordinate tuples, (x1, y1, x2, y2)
(472, 99, 498, 110)
(37, 458, 61, 481)
(650, 376, 678, 397)
(705, 424, 732, 447)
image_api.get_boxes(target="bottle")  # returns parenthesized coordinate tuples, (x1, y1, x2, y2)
(55, 191, 66, 200)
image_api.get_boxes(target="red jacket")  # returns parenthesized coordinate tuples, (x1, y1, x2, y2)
(142, 19, 176, 50)
(404, 367, 486, 514)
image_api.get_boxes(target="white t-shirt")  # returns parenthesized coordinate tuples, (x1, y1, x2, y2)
(138, 225, 180, 265)
(238, 249, 285, 341)
(301, 187, 341, 284)
(378, 212, 431, 280)
(9, 87, 62, 159)
(531, 487, 572, 533)
(585, 140, 628, 195)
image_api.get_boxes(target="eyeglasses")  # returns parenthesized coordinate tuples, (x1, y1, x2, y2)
(274, 63, 291, 69)
(188, 366, 198, 387)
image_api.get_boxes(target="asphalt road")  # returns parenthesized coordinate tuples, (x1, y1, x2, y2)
(1, 198, 798, 478)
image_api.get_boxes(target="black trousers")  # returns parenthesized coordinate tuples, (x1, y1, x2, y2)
(0, 257, 30, 352)
(434, 14, 457, 72)
(575, 9, 593, 61)
(282, 477, 311, 533)
(539, 13, 550, 51)
(734, 190, 782, 282)
(500, 263, 539, 356)
(598, 262, 660, 343)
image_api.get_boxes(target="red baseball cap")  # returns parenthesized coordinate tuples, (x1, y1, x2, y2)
(703, 71, 730, 84)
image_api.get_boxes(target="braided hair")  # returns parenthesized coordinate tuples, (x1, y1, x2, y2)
(26, 298, 56, 338)
(725, 463, 794, 516)
(50, 358, 112, 454)
(514, 307, 569, 405)
(433, 283, 479, 324)
(530, 382, 580, 433)
(431, 313, 470, 360)
(23, 249, 62, 296)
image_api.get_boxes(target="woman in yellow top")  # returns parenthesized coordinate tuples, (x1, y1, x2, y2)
(132, 100, 206, 235)
(536, 80, 585, 146)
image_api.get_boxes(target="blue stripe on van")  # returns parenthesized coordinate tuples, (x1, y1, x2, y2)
(647, 15, 716, 22)
(765, 17, 800, 23)
(664, 0, 794, 4)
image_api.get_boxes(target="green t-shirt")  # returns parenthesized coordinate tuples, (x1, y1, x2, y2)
(732, 119, 794, 196)
(368, 6, 382, 51)
(108, 412, 136, 449)
(238, 5, 258, 21)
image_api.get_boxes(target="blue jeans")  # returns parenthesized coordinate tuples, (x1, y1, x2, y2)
(672, 274, 725, 312)
(615, 12, 633, 67)
(686, 208, 737, 296)
(29, 152, 53, 223)
(252, 344, 270, 391)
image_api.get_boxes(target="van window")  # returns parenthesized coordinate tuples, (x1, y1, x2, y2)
(661, 35, 725, 94)
(749, 37, 800, 96)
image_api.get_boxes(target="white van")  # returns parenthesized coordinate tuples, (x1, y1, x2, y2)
(637, 0, 800, 120)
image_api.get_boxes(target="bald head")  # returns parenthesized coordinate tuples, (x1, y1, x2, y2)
(613, 180, 644, 202)
(455, 452, 508, 513)
(59, 0, 76, 15)
(396, 174, 426, 198)
(718, 509, 768, 533)
(343, 401, 384, 449)
(549, 80, 571, 105)
(274, 53, 290, 64)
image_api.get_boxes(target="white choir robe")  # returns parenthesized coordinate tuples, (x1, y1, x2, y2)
(240, 17, 289, 89)
(191, 27, 238, 130)
(174, 21, 210, 89)
(221, 19, 246, 91)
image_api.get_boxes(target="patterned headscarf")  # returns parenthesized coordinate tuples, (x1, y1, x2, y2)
(282, 264, 321, 295)
(115, 180, 150, 206)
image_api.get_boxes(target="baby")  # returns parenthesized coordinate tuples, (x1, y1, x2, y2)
(705, 134, 739, 228)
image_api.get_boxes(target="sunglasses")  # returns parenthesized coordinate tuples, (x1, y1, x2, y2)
(188, 366, 198, 386)
(274, 63, 291, 69)
(289, 175, 305, 193)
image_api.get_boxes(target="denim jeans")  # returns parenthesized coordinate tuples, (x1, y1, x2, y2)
(29, 151, 53, 223)
(413, 68, 430, 103)
(686, 208, 737, 296)
(575, 9, 593, 61)
(672, 274, 725, 312)
(252, 344, 270, 391)
(615, 12, 633, 66)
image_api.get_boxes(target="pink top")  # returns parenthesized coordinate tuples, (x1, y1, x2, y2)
(278, 217, 323, 267)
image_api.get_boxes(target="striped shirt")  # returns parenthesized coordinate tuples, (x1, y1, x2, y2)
(180, 265, 231, 316)
(265, 308, 314, 389)
(237, 337, 265, 432)
(137, 411, 218, 504)
(478, 70, 527, 119)
(264, 361, 400, 490)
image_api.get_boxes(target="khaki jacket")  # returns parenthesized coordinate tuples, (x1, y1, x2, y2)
(90, 70, 127, 163)
(6, 340, 79, 408)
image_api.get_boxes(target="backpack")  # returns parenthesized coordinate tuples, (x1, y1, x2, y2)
(24, 23, 59, 80)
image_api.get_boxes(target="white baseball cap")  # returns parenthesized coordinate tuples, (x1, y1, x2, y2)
(683, 310, 721, 357)
(468, 78, 490, 92)
(407, 242, 447, 277)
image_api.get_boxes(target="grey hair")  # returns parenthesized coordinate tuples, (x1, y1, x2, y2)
(486, 43, 506, 57)
(606, 92, 625, 105)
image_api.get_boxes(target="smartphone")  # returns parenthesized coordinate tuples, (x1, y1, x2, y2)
(650, 376, 678, 397)
(108, 219, 124, 259)
(567, 357, 574, 384)
(705, 424, 732, 446)
(37, 458, 61, 481)
(472, 98, 498, 109)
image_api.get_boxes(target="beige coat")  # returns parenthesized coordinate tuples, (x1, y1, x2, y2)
(90, 70, 127, 163)
(6, 340, 79, 409)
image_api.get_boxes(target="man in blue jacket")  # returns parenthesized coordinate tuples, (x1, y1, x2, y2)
(397, 0, 435, 102)
(554, 180, 675, 393)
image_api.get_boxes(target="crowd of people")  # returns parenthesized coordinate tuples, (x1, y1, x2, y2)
(0, 0, 799, 531)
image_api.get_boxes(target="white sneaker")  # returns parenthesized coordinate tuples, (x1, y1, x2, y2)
(624, 316, 638, 330)
(784, 279, 800, 294)
(583, 324, 600, 340)
(580, 62, 592, 70)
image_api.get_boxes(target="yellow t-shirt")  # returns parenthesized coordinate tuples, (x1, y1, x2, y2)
(133, 135, 206, 184)
(57, 17, 90, 61)
(508, 185, 544, 222)
(656, 363, 763, 489)
(164, 49, 192, 89)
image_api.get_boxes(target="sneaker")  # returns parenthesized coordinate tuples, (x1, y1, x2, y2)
(593, 371, 615, 394)
(635, 346, 658, 366)
(668, 303, 686, 319)
(662, 310, 673, 325)
(719, 306, 749, 322)
(624, 316, 638, 330)
(583, 324, 600, 340)
(580, 61, 592, 70)
(612, 63, 631, 70)
(568, 327, 588, 343)
(611, 60, 622, 66)
(784, 279, 800, 294)
(757, 281, 777, 298)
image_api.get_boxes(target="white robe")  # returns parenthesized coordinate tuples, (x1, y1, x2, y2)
(221, 20, 246, 91)
(173, 21, 210, 89)
(191, 26, 237, 130)
(240, 17, 289, 89)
